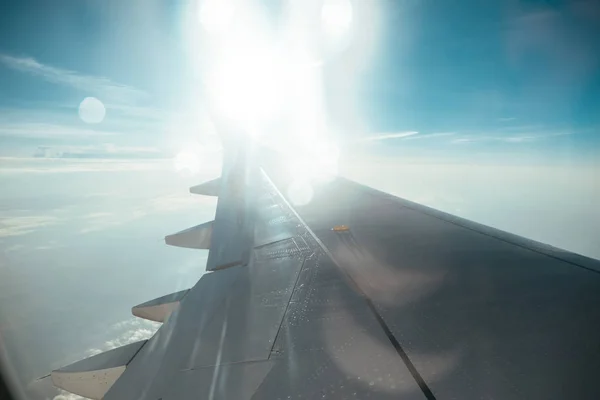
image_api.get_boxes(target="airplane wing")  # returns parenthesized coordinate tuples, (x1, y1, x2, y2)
(51, 145, 600, 400)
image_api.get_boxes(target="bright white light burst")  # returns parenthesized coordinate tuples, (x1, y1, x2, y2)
(199, 0, 235, 34)
(209, 46, 284, 125)
(321, 0, 353, 36)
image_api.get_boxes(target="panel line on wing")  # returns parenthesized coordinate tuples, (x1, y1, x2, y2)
(267, 255, 310, 358)
(260, 168, 438, 400)
(362, 296, 437, 400)
(253, 236, 295, 250)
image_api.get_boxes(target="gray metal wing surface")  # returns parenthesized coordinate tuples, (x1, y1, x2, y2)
(52, 148, 600, 400)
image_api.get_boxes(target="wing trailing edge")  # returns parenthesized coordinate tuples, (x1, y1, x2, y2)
(51, 341, 146, 400)
(131, 289, 189, 322)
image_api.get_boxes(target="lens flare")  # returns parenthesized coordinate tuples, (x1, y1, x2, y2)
(287, 180, 314, 206)
(78, 97, 106, 124)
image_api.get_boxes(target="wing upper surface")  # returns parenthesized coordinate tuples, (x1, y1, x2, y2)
(55, 146, 600, 400)
(262, 155, 600, 400)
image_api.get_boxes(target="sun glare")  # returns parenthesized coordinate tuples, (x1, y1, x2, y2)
(199, 0, 235, 34)
(321, 0, 353, 36)
(288, 140, 340, 183)
(208, 46, 284, 126)
(196, 0, 356, 195)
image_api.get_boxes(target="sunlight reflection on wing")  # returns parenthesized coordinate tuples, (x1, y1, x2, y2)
(331, 238, 445, 307)
(323, 295, 462, 392)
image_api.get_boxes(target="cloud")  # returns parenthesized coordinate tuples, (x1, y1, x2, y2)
(499, 124, 542, 132)
(0, 54, 146, 104)
(146, 193, 206, 213)
(451, 131, 573, 144)
(0, 123, 120, 139)
(53, 390, 86, 400)
(0, 216, 60, 237)
(33, 144, 164, 159)
(78, 193, 208, 234)
(105, 104, 167, 121)
(43, 319, 159, 400)
(353, 131, 456, 143)
(503, 136, 537, 143)
(0, 157, 169, 174)
(2, 244, 25, 253)
(356, 131, 419, 142)
(81, 212, 113, 219)
(34, 241, 65, 251)
(85, 318, 160, 357)
(401, 132, 456, 141)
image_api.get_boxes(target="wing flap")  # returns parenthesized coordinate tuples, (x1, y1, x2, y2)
(132, 289, 189, 323)
(51, 341, 146, 400)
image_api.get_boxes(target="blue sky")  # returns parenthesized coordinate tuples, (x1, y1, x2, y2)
(1, 0, 599, 160)
(0, 1, 599, 399)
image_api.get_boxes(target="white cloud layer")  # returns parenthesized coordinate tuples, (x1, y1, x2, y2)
(356, 131, 419, 142)
(85, 318, 160, 357)
(53, 390, 86, 400)
(401, 132, 456, 141)
(0, 216, 61, 238)
(0, 123, 120, 139)
(452, 131, 573, 144)
(33, 144, 163, 159)
(47, 319, 159, 400)
(78, 192, 205, 234)
(0, 157, 170, 174)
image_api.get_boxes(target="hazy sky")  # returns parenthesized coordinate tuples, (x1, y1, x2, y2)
(1, 0, 599, 399)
